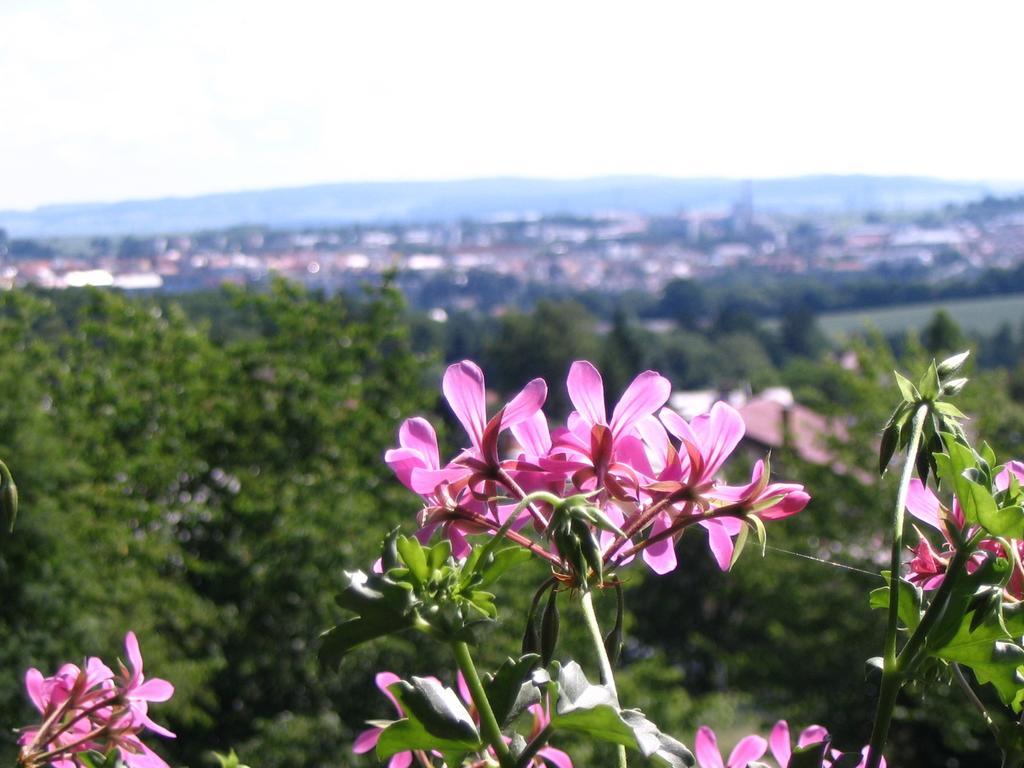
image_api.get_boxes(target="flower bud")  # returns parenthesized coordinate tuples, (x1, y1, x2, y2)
(936, 350, 970, 377)
(941, 377, 968, 397)
(0, 461, 16, 533)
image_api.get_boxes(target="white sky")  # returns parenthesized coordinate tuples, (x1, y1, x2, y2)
(2, 0, 1024, 210)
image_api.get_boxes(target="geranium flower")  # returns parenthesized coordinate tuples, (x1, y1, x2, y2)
(694, 725, 767, 768)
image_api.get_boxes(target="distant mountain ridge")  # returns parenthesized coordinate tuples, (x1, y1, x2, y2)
(2, 175, 1020, 238)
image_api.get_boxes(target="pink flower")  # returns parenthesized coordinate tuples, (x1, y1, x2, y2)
(767, 720, 829, 767)
(18, 633, 174, 768)
(353, 672, 414, 768)
(117, 632, 175, 740)
(552, 361, 670, 492)
(694, 725, 767, 768)
(523, 703, 573, 768)
(700, 460, 811, 571)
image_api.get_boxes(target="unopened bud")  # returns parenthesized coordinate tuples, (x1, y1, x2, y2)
(0, 461, 16, 533)
(937, 350, 970, 377)
(941, 377, 968, 396)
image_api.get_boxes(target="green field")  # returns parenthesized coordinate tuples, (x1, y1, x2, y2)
(815, 293, 1024, 339)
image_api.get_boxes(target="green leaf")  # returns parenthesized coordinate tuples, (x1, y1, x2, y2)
(549, 662, 694, 767)
(788, 740, 830, 768)
(978, 505, 1024, 540)
(320, 571, 417, 666)
(427, 538, 452, 571)
(937, 433, 999, 529)
(918, 361, 940, 400)
(869, 573, 922, 631)
(928, 580, 1024, 710)
(389, 677, 481, 743)
(894, 370, 920, 403)
(476, 546, 532, 589)
(933, 401, 966, 420)
(376, 718, 481, 759)
(485, 654, 542, 726)
(397, 536, 430, 585)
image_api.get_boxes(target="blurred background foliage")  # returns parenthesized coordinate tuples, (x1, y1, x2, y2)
(1, 279, 1023, 766)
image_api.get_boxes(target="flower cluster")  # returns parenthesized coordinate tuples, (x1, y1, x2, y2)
(18, 633, 174, 768)
(387, 360, 809, 578)
(694, 721, 882, 768)
(905, 461, 1024, 595)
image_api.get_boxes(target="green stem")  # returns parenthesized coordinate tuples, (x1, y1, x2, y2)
(580, 588, 628, 768)
(865, 403, 928, 768)
(452, 640, 514, 768)
(514, 723, 554, 768)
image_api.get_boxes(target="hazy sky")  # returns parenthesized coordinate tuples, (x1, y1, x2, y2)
(3, 0, 1024, 209)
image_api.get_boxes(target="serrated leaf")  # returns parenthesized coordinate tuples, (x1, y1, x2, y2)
(927, 576, 1024, 711)
(389, 677, 481, 743)
(979, 506, 1024, 540)
(549, 662, 694, 766)
(485, 654, 542, 726)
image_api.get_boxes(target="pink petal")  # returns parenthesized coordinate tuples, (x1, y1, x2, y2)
(85, 656, 115, 686)
(138, 712, 176, 739)
(398, 418, 440, 469)
(610, 371, 672, 438)
(796, 725, 829, 748)
(125, 631, 144, 677)
(385, 447, 429, 490)
(769, 720, 791, 767)
(133, 678, 175, 702)
(456, 671, 473, 709)
(691, 402, 745, 478)
(567, 361, 607, 427)
(25, 669, 46, 712)
(642, 514, 678, 575)
(352, 727, 381, 754)
(996, 460, 1024, 491)
(538, 746, 575, 768)
(695, 726, 725, 768)
(443, 361, 487, 449)
(905, 479, 942, 530)
(512, 411, 553, 458)
(117, 737, 170, 768)
(376, 672, 403, 712)
(408, 465, 470, 496)
(758, 486, 811, 521)
(389, 752, 414, 768)
(502, 378, 547, 428)
(727, 735, 767, 767)
(702, 520, 735, 572)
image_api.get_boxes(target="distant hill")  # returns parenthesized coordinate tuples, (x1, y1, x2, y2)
(2, 175, 1020, 238)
